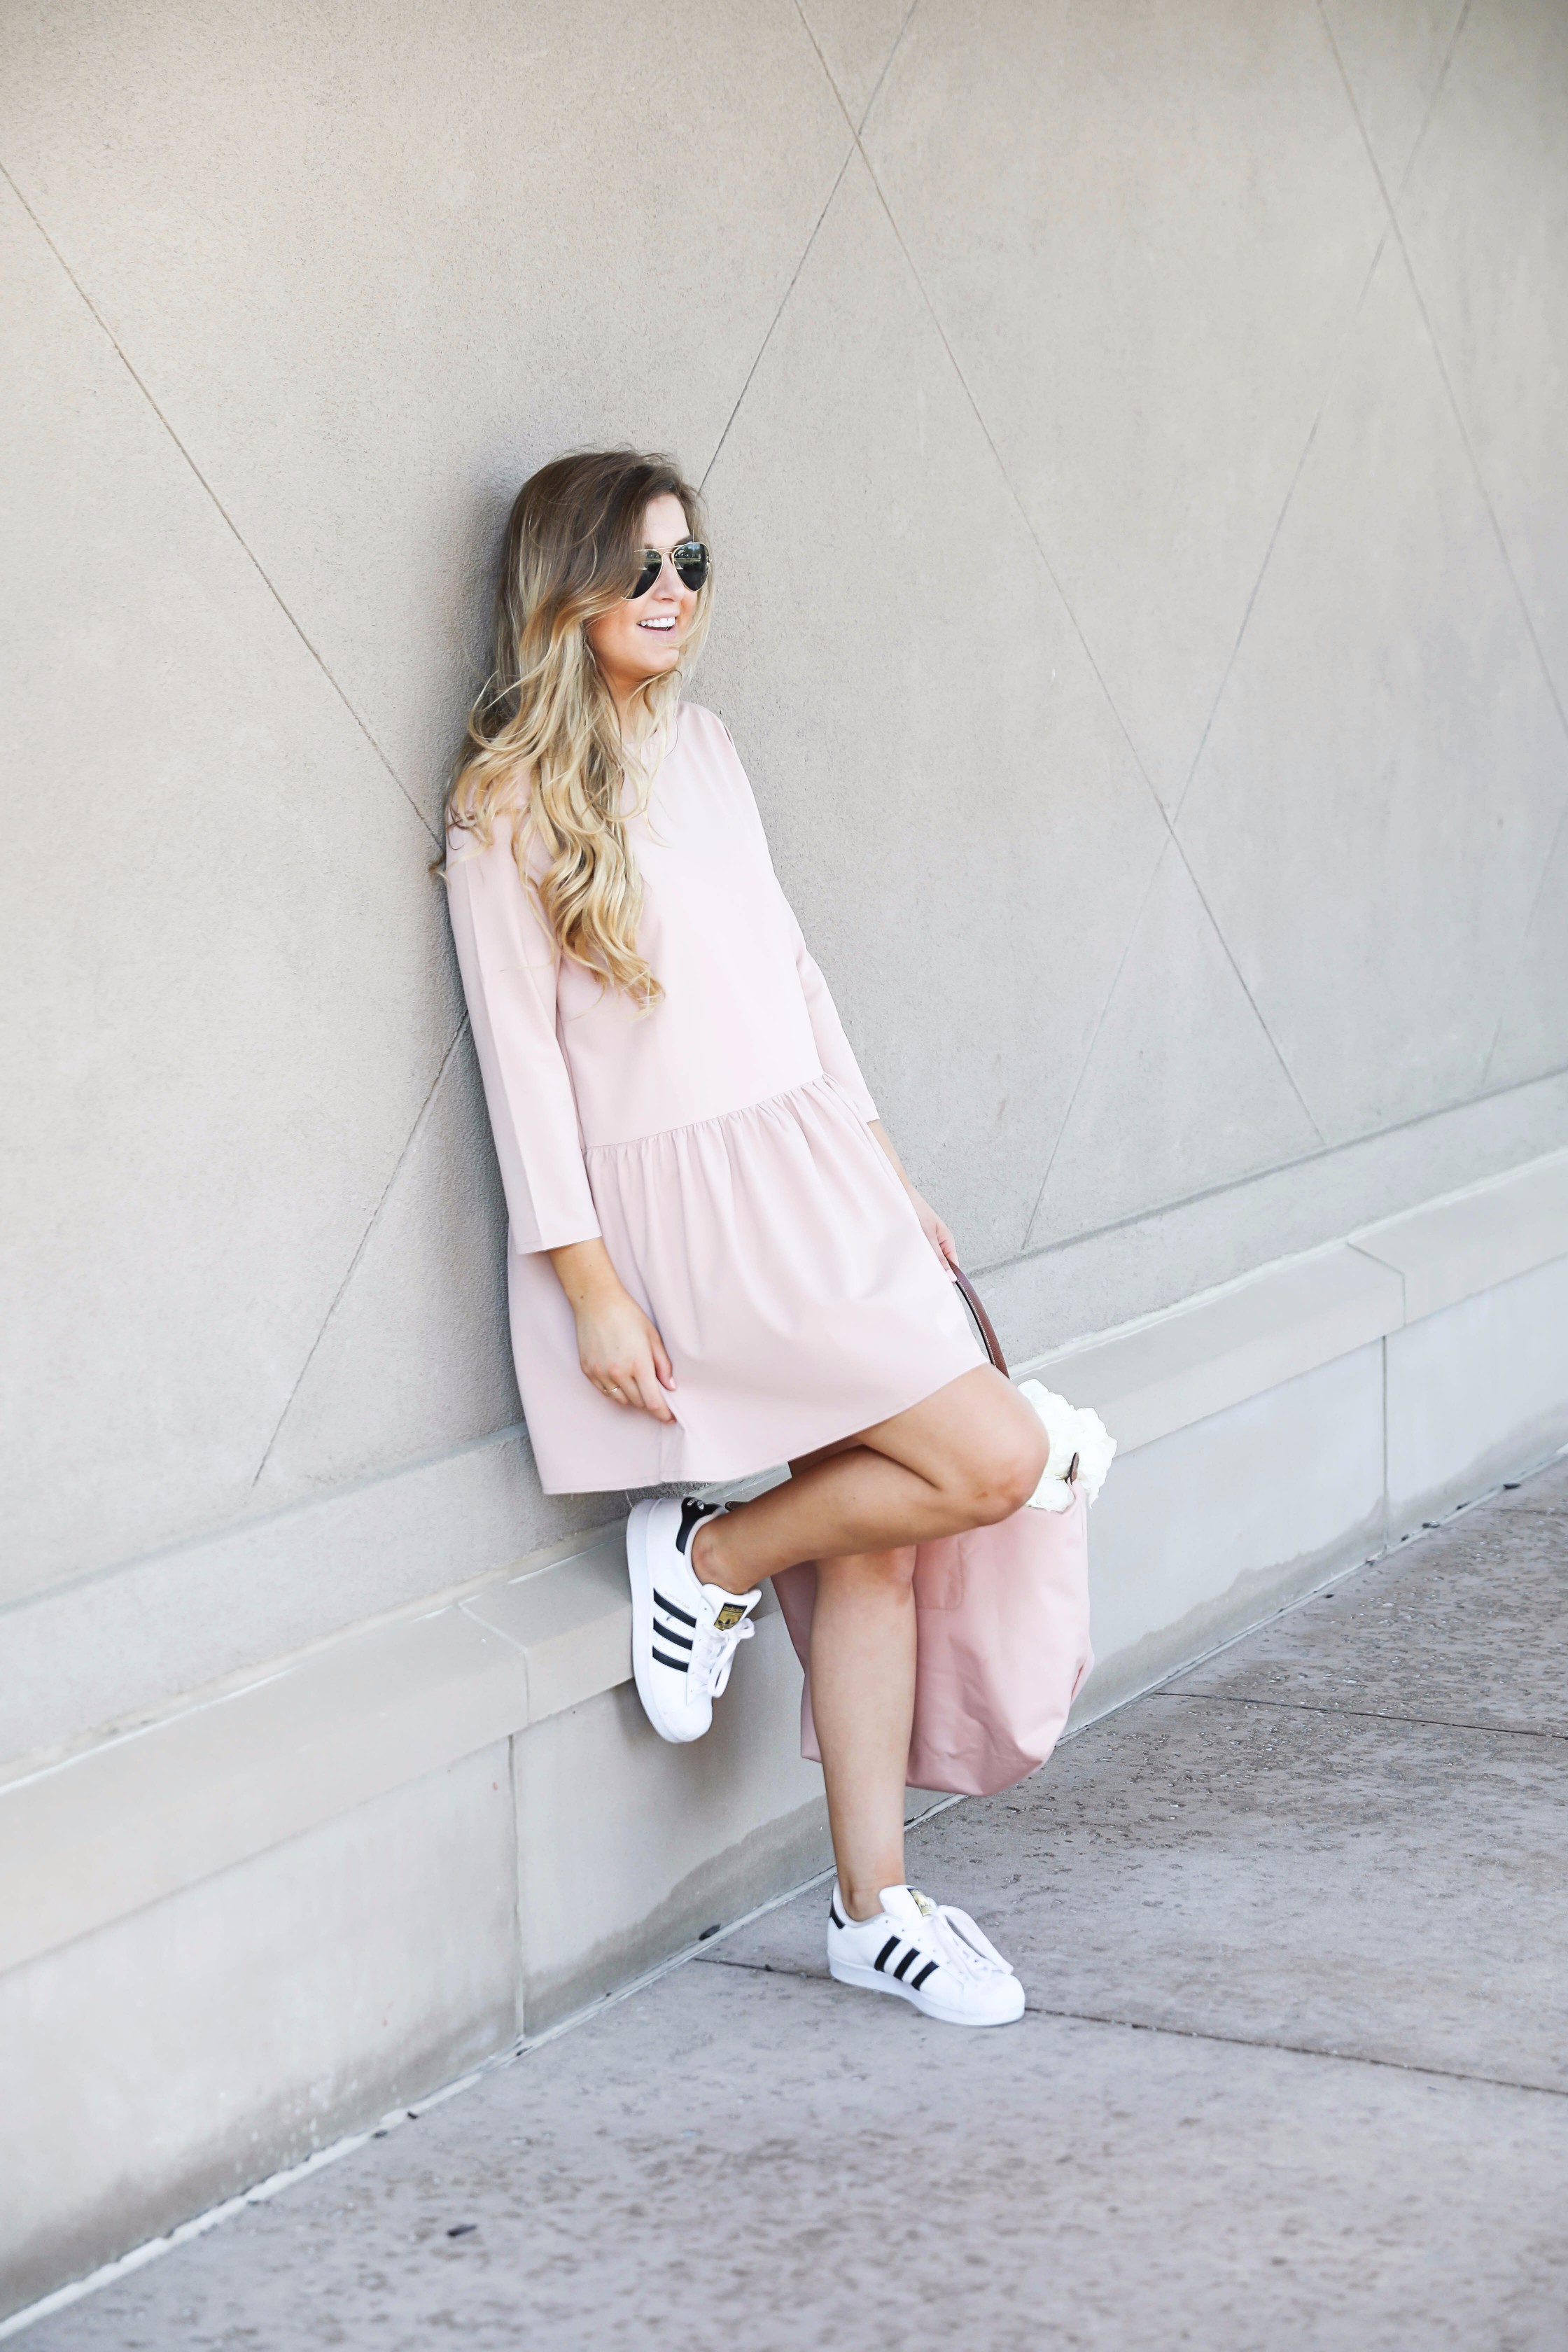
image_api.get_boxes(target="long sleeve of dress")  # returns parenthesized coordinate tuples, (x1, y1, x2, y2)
(780, 891, 880, 1126)
(444, 825, 603, 1254)
(712, 711, 882, 1127)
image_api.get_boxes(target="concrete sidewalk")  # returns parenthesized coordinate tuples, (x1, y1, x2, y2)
(24, 1460, 1568, 2349)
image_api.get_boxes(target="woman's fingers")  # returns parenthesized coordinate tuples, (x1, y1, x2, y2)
(649, 1326, 677, 1392)
(589, 1349, 676, 1422)
(631, 1359, 678, 1422)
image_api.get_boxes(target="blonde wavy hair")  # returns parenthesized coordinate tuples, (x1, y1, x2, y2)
(446, 450, 712, 1009)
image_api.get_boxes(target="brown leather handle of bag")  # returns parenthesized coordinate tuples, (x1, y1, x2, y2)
(953, 1263, 1078, 1485)
(951, 1262, 1008, 1378)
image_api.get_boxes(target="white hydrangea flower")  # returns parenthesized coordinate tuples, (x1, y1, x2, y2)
(1016, 1380, 1117, 1512)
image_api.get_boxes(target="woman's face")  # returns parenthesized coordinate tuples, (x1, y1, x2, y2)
(586, 493, 698, 707)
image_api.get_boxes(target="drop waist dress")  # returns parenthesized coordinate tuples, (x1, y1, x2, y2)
(444, 701, 984, 1494)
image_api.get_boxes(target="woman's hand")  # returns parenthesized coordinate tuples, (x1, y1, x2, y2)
(867, 1120, 960, 1274)
(906, 1188, 961, 1273)
(545, 1239, 678, 1421)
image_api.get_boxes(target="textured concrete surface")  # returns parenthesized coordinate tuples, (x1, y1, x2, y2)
(7, 1, 1568, 1766)
(24, 1455, 1568, 2348)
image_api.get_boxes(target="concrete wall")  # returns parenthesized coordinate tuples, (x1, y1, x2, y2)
(3, 0, 1568, 2311)
(3, 0, 1567, 1770)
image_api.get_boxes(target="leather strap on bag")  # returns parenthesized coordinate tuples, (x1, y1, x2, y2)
(951, 1264, 1007, 1377)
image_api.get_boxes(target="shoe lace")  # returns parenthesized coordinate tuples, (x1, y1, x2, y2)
(919, 1901, 1016, 1984)
(688, 1610, 755, 1700)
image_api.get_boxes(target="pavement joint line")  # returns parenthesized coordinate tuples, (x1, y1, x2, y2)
(700, 1953, 1568, 2102)
(1149, 1690, 1568, 1745)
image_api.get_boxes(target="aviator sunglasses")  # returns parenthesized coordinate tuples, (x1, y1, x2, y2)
(625, 539, 710, 599)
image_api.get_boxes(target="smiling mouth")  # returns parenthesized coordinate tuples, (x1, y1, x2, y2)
(638, 617, 678, 633)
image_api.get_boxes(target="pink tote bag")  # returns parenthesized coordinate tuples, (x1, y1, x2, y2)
(771, 1268, 1093, 1799)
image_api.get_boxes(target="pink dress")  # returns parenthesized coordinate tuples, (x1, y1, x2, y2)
(444, 701, 984, 1494)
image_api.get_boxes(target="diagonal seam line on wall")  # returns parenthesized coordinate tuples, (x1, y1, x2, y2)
(790, 0, 923, 136)
(1172, 0, 1475, 834)
(1016, 845, 1173, 1254)
(971, 1050, 1568, 1282)
(794, 13, 1331, 1227)
(248, 1019, 470, 1489)
(700, 132, 857, 491)
(1172, 0, 1473, 838)
(0, 158, 440, 852)
(1312, 0, 1568, 1088)
(1028, 0, 1498, 1206)
(1169, 220, 1394, 829)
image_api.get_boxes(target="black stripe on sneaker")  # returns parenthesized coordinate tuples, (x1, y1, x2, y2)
(892, 1947, 920, 1981)
(654, 1621, 692, 1650)
(651, 1648, 690, 1672)
(652, 1589, 696, 1628)
(828, 1901, 845, 1929)
(675, 1498, 710, 1555)
(911, 1959, 939, 1991)
(874, 1937, 900, 1973)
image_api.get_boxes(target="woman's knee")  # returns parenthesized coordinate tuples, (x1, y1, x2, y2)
(956, 1411, 1049, 1524)
(818, 1544, 918, 1596)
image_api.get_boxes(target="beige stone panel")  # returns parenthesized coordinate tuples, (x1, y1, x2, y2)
(1400, 0, 1568, 714)
(1320, 0, 1468, 192)
(0, 1433, 605, 1773)
(0, 181, 459, 1600)
(1386, 1254, 1568, 1533)
(514, 1614, 828, 2029)
(864, 0, 1387, 807)
(0, 1746, 516, 2317)
(255, 1030, 518, 1501)
(797, 0, 914, 122)
(1178, 238, 1568, 1142)
(1485, 811, 1568, 1092)
(1078, 1343, 1387, 1723)
(1023, 1241, 1401, 1450)
(1028, 844, 1319, 1250)
(977, 1072, 1568, 1365)
(0, 0, 850, 806)
(1350, 1147, 1568, 1320)
(699, 155, 1163, 1266)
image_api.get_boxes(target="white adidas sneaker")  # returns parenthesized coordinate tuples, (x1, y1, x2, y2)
(827, 1883, 1026, 2026)
(626, 1496, 762, 1744)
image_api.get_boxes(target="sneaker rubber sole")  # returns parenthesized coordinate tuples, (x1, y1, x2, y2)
(827, 1955, 1026, 2027)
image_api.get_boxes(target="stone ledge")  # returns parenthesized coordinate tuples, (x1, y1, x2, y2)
(1016, 1243, 1402, 1452)
(6, 1148, 1566, 1979)
(1350, 1149, 1568, 1324)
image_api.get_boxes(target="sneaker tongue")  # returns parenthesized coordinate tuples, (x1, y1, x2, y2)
(707, 1593, 754, 1634)
(878, 1885, 935, 1927)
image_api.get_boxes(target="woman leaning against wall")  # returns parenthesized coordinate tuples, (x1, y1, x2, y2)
(443, 449, 1049, 2024)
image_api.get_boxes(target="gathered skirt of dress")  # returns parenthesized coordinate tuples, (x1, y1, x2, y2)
(507, 1072, 987, 1493)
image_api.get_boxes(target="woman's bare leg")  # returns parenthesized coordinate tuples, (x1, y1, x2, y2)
(690, 1363, 1047, 1595)
(683, 1367, 1046, 1917)
(808, 1546, 918, 1919)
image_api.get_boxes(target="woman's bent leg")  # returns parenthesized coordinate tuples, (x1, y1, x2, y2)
(809, 1548, 917, 1919)
(692, 1364, 1047, 1595)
